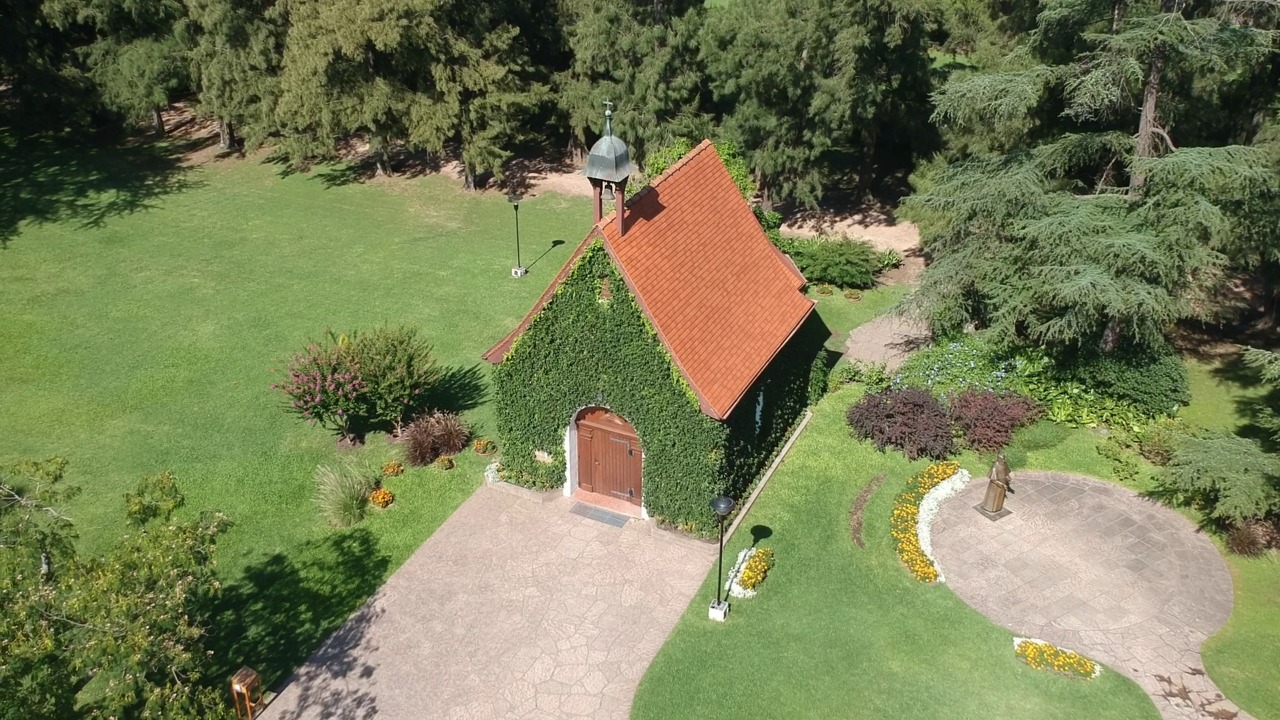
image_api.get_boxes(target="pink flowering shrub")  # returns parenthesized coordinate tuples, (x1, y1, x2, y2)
(272, 328, 440, 440)
(273, 337, 367, 440)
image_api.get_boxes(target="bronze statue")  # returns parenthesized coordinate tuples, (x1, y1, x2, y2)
(979, 453, 1012, 519)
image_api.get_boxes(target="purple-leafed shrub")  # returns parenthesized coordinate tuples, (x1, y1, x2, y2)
(950, 390, 1042, 452)
(846, 389, 954, 460)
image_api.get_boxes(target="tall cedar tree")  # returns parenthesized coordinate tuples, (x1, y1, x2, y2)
(904, 0, 1280, 354)
(700, 0, 933, 209)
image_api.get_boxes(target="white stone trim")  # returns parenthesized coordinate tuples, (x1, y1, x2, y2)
(726, 547, 759, 599)
(917, 468, 971, 584)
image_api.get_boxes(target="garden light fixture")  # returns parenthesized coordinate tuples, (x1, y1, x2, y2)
(508, 192, 526, 278)
(709, 494, 736, 622)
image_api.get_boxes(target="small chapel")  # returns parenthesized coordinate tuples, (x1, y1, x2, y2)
(483, 108, 829, 532)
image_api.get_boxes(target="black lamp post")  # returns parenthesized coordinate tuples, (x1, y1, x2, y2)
(508, 192, 526, 278)
(709, 494, 736, 621)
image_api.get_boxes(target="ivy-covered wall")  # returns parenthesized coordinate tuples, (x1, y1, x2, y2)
(492, 240, 829, 533)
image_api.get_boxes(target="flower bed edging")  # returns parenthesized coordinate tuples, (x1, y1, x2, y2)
(725, 546, 775, 599)
(890, 461, 962, 583)
(1014, 637, 1102, 679)
(916, 467, 971, 583)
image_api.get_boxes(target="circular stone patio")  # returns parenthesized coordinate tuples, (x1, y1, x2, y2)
(931, 471, 1248, 720)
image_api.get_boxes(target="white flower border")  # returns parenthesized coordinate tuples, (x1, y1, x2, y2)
(1013, 637, 1103, 679)
(726, 547, 764, 599)
(916, 468, 971, 584)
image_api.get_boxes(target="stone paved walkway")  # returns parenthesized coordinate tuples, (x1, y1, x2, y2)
(844, 314, 931, 371)
(261, 485, 714, 720)
(932, 471, 1247, 720)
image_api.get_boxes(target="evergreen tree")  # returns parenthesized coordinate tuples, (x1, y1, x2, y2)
(700, 0, 933, 209)
(556, 0, 707, 162)
(44, 0, 191, 135)
(185, 0, 286, 150)
(904, 0, 1280, 353)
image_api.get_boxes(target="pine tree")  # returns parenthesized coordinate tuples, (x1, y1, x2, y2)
(185, 0, 287, 150)
(44, 0, 191, 135)
(555, 0, 707, 163)
(700, 0, 932, 209)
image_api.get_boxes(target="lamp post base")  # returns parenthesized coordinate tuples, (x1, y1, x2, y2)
(511, 266, 527, 278)
(708, 599, 730, 622)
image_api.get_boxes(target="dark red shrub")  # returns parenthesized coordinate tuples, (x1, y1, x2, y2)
(846, 389, 954, 460)
(950, 390, 1042, 452)
(401, 411, 469, 466)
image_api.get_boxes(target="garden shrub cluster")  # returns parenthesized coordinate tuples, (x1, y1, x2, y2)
(274, 326, 441, 440)
(847, 389, 954, 460)
(492, 241, 825, 533)
(893, 334, 1187, 431)
(950, 390, 1042, 452)
(890, 461, 960, 582)
(847, 387, 1040, 458)
(791, 238, 878, 289)
(1014, 639, 1098, 679)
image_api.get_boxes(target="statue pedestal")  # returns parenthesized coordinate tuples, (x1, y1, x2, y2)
(975, 503, 1011, 522)
(708, 599, 730, 622)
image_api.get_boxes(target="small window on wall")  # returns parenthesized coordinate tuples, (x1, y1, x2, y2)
(597, 276, 613, 303)
(754, 388, 765, 434)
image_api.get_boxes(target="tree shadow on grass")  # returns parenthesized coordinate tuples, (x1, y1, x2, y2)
(207, 528, 391, 696)
(1209, 354, 1280, 452)
(0, 128, 203, 249)
(426, 364, 488, 414)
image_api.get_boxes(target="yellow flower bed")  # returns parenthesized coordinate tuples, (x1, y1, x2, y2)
(370, 486, 395, 508)
(890, 461, 959, 582)
(1015, 640, 1098, 679)
(382, 460, 405, 477)
(739, 547, 775, 591)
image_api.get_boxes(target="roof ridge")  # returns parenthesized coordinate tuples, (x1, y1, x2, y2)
(594, 139, 715, 232)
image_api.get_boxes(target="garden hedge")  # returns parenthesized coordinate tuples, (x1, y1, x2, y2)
(492, 241, 828, 534)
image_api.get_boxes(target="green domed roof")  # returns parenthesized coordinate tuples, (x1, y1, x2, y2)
(584, 105, 635, 184)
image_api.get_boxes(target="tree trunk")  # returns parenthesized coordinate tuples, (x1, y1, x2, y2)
(376, 146, 393, 177)
(152, 107, 166, 137)
(1129, 0, 1177, 193)
(757, 170, 773, 213)
(1111, 0, 1127, 32)
(463, 163, 477, 191)
(218, 119, 237, 151)
(1100, 316, 1124, 353)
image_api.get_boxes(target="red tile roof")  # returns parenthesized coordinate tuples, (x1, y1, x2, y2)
(484, 140, 814, 420)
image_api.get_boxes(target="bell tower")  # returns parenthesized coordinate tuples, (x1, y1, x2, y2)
(583, 100, 636, 236)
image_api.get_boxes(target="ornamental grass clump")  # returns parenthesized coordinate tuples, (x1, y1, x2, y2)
(739, 547, 775, 591)
(402, 411, 469, 466)
(314, 462, 375, 528)
(1014, 639, 1099, 679)
(890, 461, 960, 582)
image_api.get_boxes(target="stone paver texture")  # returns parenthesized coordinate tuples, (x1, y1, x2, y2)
(932, 471, 1246, 720)
(843, 315, 931, 372)
(261, 485, 714, 720)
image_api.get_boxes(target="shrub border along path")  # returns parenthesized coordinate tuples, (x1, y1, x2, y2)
(930, 471, 1244, 720)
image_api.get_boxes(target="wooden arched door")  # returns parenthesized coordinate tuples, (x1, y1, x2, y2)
(575, 407, 642, 506)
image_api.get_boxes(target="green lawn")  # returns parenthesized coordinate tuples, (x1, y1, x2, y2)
(0, 134, 591, 686)
(632, 385, 1158, 720)
(1183, 357, 1280, 720)
(809, 283, 911, 352)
